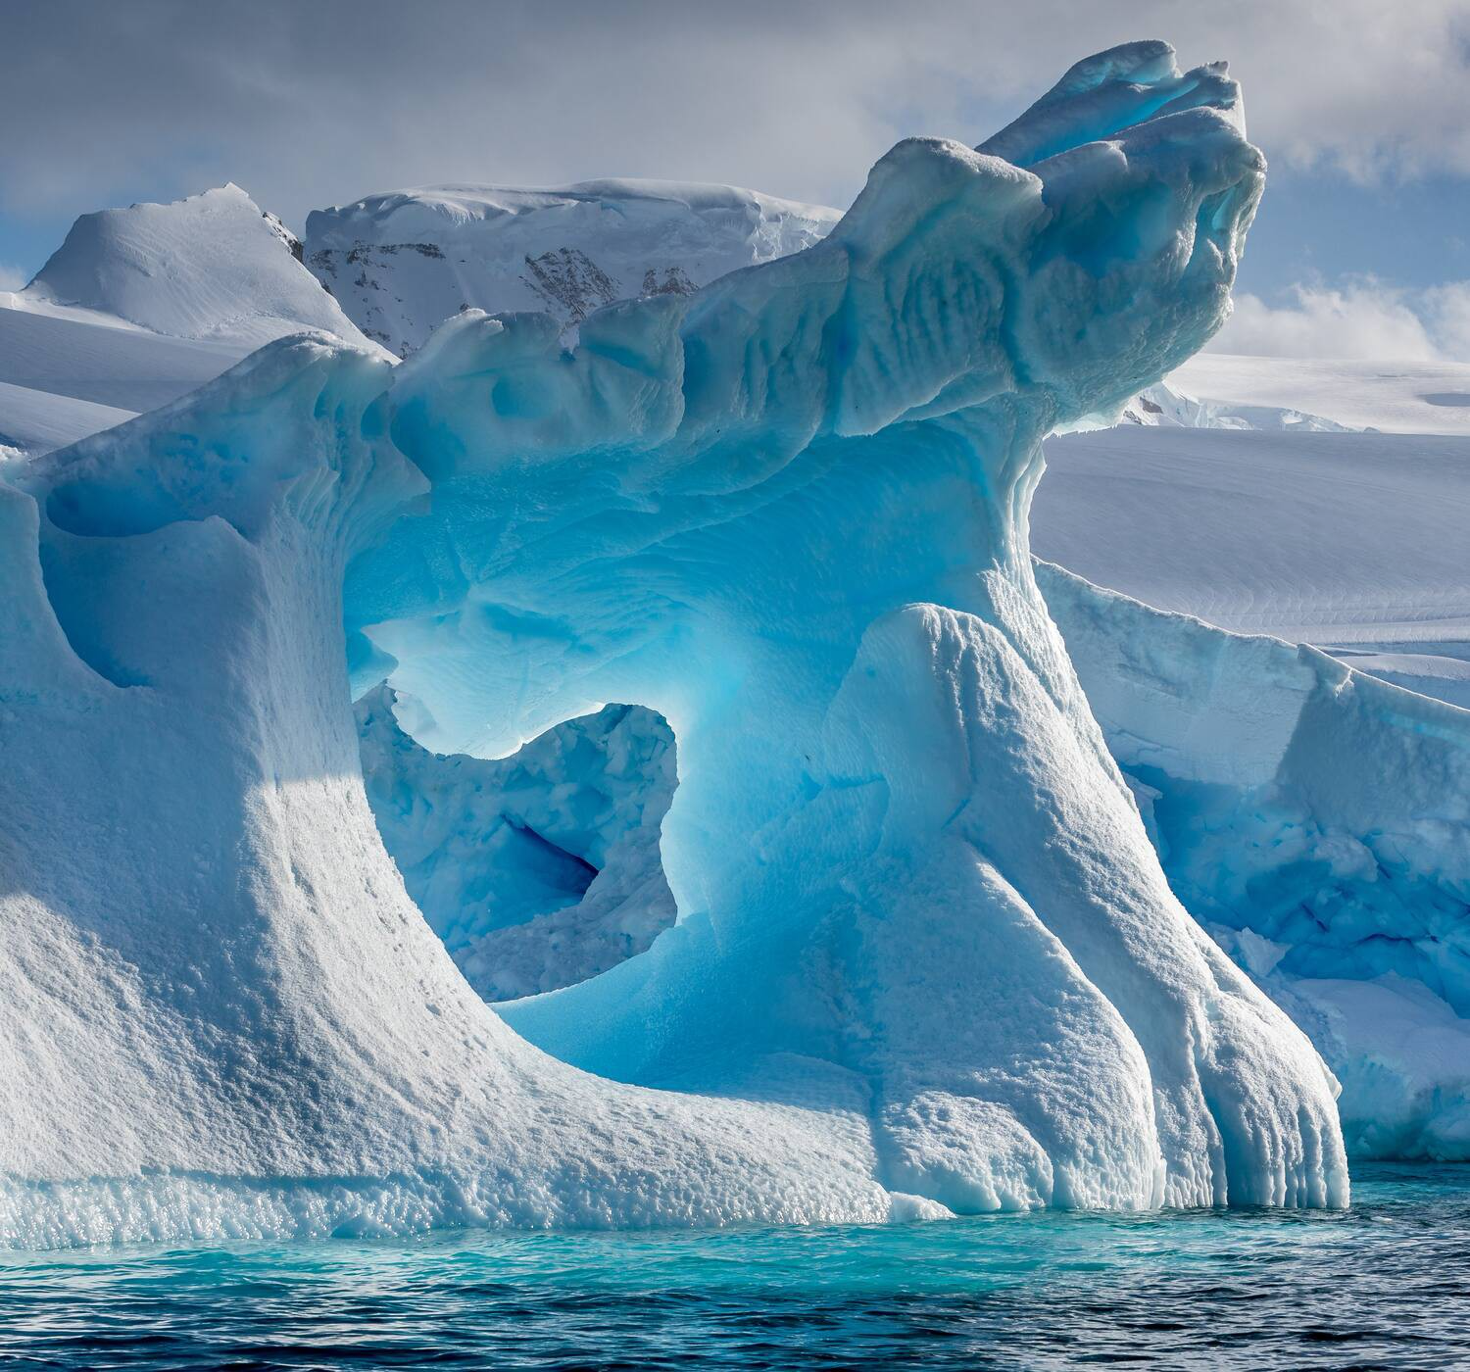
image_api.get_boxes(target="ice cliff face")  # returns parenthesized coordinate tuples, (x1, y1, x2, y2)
(1040, 563, 1470, 1160)
(304, 180, 839, 355)
(0, 42, 1351, 1247)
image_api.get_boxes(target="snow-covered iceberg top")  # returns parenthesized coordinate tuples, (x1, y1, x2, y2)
(1, 42, 1349, 1248)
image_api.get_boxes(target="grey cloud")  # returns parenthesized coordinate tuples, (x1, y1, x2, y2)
(4, 0, 1469, 239)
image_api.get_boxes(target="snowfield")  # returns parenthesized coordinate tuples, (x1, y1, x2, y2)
(0, 186, 379, 459)
(1035, 427, 1470, 645)
(1175, 352, 1470, 437)
(22, 184, 372, 349)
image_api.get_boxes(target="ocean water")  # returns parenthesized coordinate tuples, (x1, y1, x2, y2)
(1, 1164, 1466, 1370)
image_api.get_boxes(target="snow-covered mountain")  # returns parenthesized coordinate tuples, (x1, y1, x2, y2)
(303, 179, 840, 354)
(1121, 379, 1351, 432)
(22, 184, 370, 349)
(0, 186, 377, 457)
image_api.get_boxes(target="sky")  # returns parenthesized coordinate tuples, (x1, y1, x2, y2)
(4, 0, 1470, 358)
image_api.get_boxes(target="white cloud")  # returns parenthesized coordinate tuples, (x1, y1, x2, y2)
(0, 263, 28, 292)
(1213, 279, 1470, 362)
(1421, 282, 1470, 359)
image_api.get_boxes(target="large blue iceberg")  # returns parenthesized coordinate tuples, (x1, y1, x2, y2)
(0, 42, 1351, 1247)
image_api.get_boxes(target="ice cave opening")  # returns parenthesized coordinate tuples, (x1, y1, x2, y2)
(356, 690, 680, 1003)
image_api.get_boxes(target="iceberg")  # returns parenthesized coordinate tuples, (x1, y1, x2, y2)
(1041, 562, 1470, 1160)
(0, 41, 1349, 1247)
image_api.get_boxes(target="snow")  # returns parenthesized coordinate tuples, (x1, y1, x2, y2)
(0, 187, 382, 458)
(304, 178, 839, 356)
(1033, 426, 1470, 646)
(0, 295, 245, 421)
(1121, 378, 1351, 432)
(0, 42, 1353, 1246)
(0, 380, 136, 459)
(1174, 352, 1470, 436)
(22, 184, 373, 350)
(1031, 423, 1470, 715)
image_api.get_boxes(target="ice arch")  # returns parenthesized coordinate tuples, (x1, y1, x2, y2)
(2, 42, 1346, 1245)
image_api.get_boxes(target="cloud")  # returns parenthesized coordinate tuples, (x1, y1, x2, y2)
(1213, 279, 1470, 361)
(2, 0, 1469, 241)
(1422, 282, 1470, 359)
(0, 264, 29, 292)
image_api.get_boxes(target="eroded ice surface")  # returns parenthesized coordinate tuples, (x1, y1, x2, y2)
(357, 687, 677, 1000)
(0, 42, 1350, 1247)
(1040, 563, 1470, 1160)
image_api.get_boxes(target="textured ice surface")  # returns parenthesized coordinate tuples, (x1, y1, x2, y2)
(364, 561, 1470, 1161)
(0, 42, 1350, 1246)
(358, 687, 676, 1000)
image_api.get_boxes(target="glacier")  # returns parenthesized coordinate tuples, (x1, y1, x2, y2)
(0, 41, 1355, 1247)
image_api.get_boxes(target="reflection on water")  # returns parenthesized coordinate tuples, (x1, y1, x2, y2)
(1, 1164, 1466, 1369)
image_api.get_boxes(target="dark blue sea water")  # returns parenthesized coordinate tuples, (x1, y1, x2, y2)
(1, 1164, 1466, 1370)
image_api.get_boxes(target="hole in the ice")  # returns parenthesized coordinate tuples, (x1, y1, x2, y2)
(355, 684, 678, 1002)
(1420, 392, 1470, 407)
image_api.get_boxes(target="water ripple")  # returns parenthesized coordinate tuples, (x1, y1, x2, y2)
(0, 1164, 1466, 1370)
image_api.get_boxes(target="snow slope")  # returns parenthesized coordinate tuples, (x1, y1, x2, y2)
(0, 380, 136, 460)
(304, 179, 839, 355)
(0, 187, 379, 457)
(1029, 426, 1470, 705)
(1031, 424, 1470, 706)
(22, 184, 371, 349)
(0, 43, 1348, 1246)
(1033, 426, 1470, 646)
